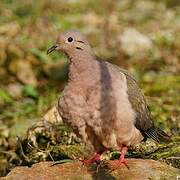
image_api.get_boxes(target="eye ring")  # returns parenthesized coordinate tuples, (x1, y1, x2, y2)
(67, 37, 73, 43)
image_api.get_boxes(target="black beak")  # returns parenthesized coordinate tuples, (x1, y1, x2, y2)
(47, 44, 59, 54)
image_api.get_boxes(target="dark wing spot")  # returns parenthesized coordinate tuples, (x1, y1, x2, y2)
(76, 40, 85, 44)
(76, 47, 83, 50)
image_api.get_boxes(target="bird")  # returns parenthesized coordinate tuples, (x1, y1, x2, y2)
(47, 31, 170, 169)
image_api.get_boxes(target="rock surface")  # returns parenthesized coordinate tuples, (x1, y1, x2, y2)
(2, 159, 179, 180)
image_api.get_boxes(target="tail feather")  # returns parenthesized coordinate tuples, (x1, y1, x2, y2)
(156, 128, 172, 143)
(144, 127, 171, 143)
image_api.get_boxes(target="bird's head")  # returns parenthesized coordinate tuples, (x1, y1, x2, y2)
(47, 31, 92, 57)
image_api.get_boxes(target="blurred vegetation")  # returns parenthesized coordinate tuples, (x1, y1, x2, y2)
(0, 0, 179, 177)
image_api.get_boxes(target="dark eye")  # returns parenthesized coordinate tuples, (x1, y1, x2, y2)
(67, 37, 73, 42)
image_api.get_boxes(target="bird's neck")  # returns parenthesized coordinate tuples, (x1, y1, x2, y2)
(68, 53, 96, 82)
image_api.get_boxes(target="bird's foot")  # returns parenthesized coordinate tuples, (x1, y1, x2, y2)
(108, 158, 129, 171)
(108, 145, 129, 171)
(80, 152, 101, 165)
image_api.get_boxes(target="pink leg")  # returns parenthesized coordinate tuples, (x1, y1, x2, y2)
(119, 145, 128, 166)
(80, 152, 101, 165)
(108, 145, 129, 170)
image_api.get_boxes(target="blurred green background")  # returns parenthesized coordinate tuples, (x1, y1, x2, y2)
(0, 0, 179, 176)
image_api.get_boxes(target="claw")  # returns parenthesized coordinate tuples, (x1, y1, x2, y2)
(80, 152, 101, 165)
(108, 145, 129, 171)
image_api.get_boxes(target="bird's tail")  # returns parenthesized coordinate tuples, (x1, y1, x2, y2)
(156, 128, 172, 143)
(144, 127, 172, 143)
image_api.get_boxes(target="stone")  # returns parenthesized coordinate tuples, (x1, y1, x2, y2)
(9, 59, 37, 86)
(119, 28, 153, 56)
(2, 159, 179, 180)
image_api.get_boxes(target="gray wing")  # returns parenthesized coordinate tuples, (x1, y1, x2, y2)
(124, 72, 153, 130)
(102, 60, 170, 142)
(103, 60, 154, 132)
(124, 72, 172, 142)
(109, 63, 159, 141)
